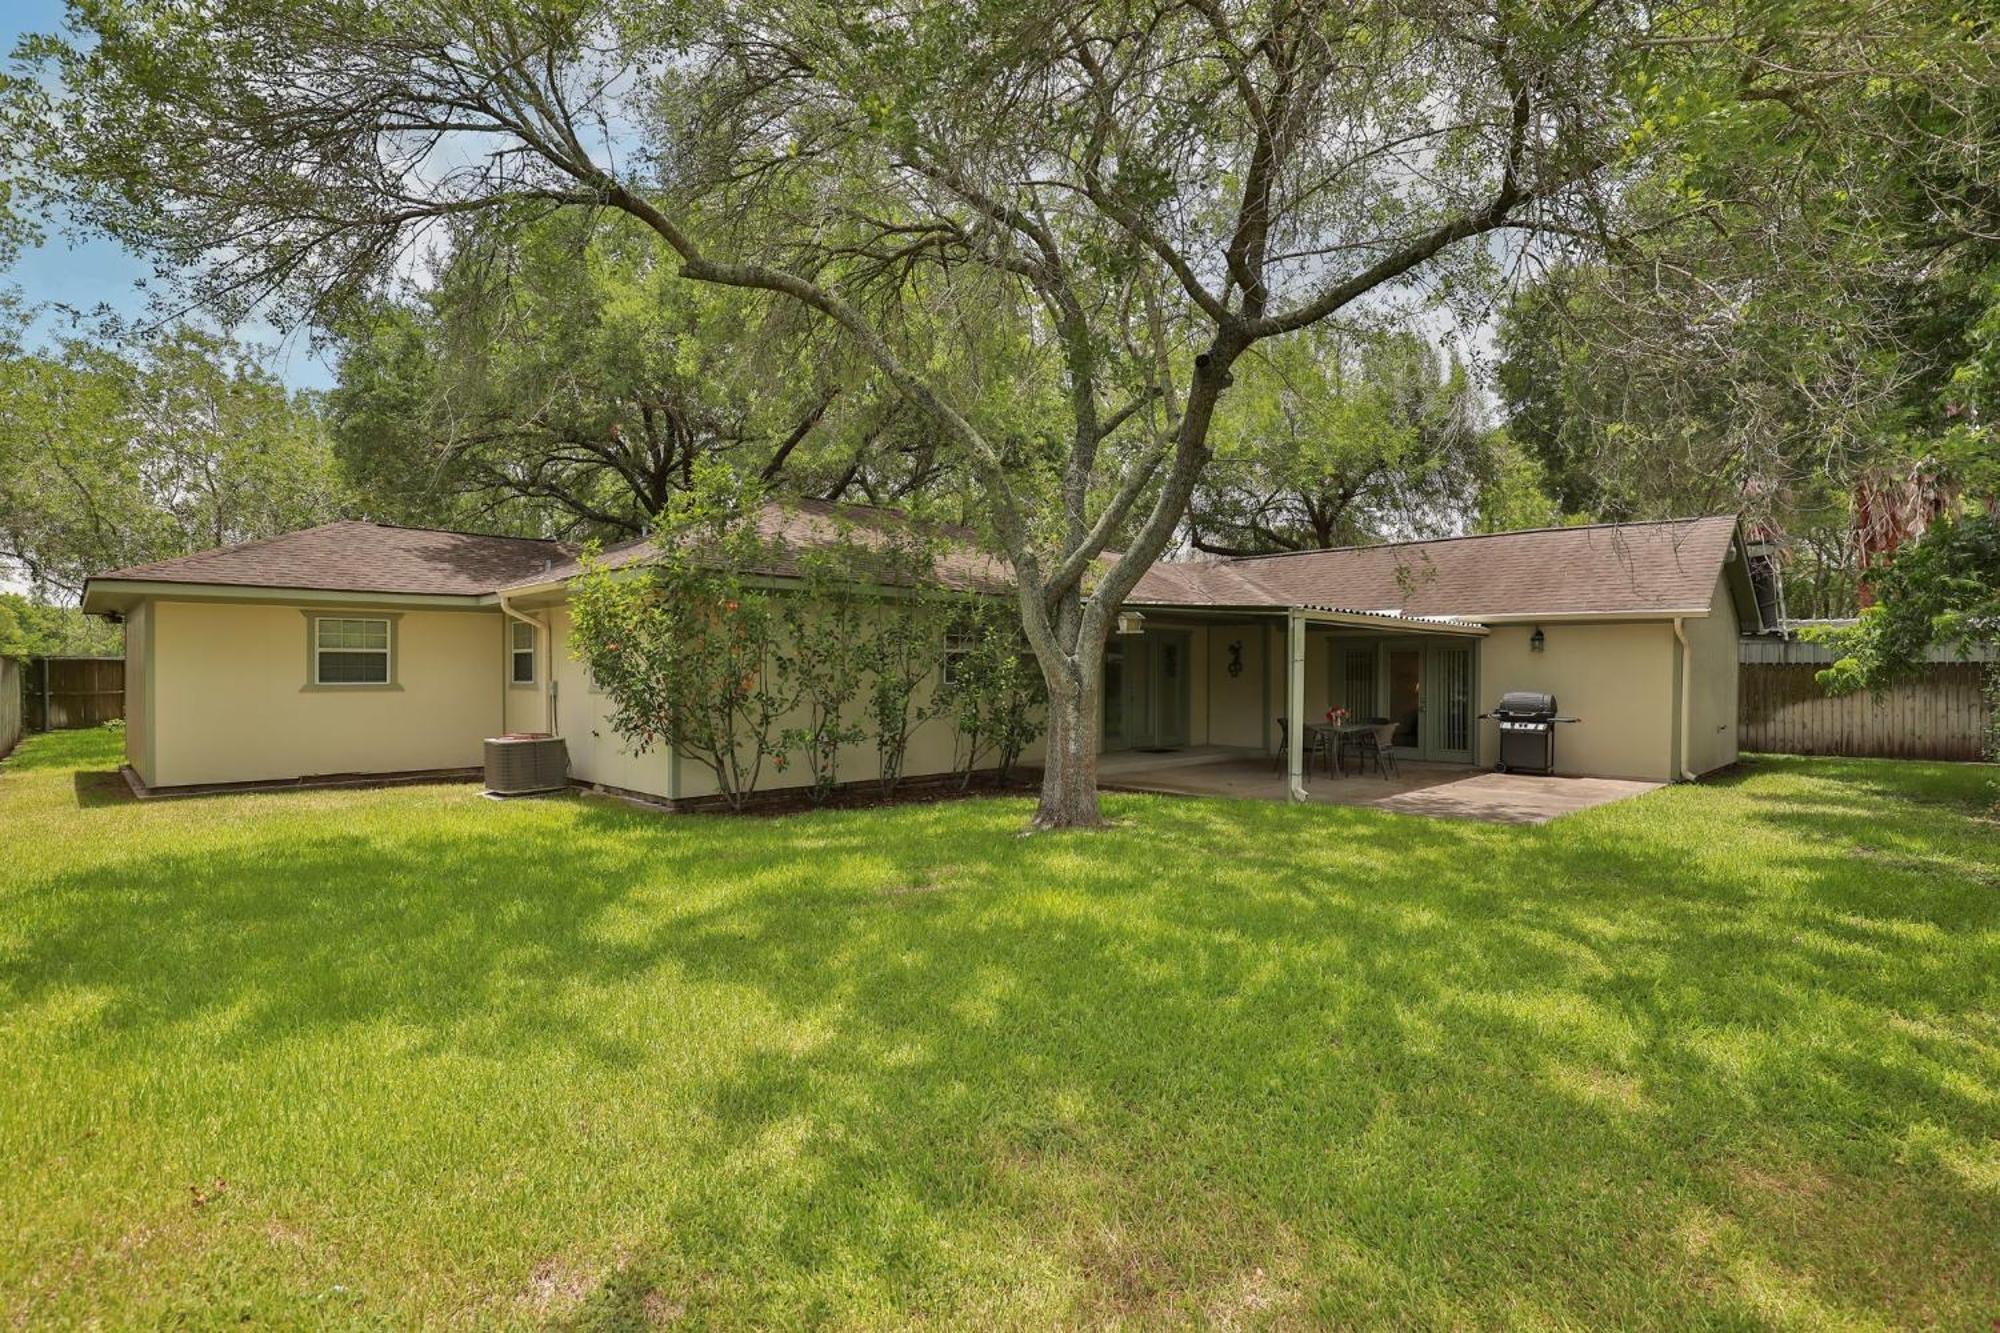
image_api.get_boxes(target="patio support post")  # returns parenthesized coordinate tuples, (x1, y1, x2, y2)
(1286, 609, 1307, 802)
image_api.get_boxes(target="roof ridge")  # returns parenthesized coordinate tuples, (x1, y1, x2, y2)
(1217, 514, 1736, 565)
(356, 519, 565, 545)
(762, 494, 986, 542)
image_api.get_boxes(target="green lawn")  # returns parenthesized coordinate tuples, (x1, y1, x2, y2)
(1, 727, 1994, 1328)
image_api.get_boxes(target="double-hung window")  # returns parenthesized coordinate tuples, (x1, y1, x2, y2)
(510, 621, 537, 685)
(313, 616, 392, 686)
(942, 626, 977, 686)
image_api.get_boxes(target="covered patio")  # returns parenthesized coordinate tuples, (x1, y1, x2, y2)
(1094, 601, 1663, 824)
(1101, 603, 1494, 798)
(1096, 746, 1659, 825)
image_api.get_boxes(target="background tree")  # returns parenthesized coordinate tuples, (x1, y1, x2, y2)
(13, 0, 1970, 824)
(0, 324, 345, 596)
(1470, 430, 1570, 534)
(1811, 511, 1999, 693)
(1190, 327, 1487, 553)
(1492, 35, 2000, 617)
(331, 212, 936, 538)
(0, 593, 123, 657)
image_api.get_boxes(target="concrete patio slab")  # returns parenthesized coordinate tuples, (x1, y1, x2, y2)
(1098, 747, 1661, 825)
(1367, 771, 1661, 824)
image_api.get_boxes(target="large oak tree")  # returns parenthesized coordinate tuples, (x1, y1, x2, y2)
(332, 209, 954, 536)
(10, 0, 1961, 824)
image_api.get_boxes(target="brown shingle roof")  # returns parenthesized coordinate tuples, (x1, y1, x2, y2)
(1130, 516, 1741, 618)
(89, 521, 566, 597)
(86, 506, 1742, 622)
(505, 497, 1014, 594)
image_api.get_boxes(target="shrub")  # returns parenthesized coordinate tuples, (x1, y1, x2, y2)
(567, 470, 798, 810)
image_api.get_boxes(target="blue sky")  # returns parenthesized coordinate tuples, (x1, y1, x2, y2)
(3, 0, 335, 391)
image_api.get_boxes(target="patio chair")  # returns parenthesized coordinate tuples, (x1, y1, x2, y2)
(1272, 717, 1338, 775)
(1340, 722, 1401, 779)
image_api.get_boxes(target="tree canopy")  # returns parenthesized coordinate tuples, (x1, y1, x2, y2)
(1191, 327, 1488, 553)
(1492, 22, 1999, 615)
(0, 324, 346, 597)
(330, 211, 940, 538)
(0, 592, 123, 657)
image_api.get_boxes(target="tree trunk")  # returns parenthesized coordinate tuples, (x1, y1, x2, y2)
(1033, 659, 1103, 828)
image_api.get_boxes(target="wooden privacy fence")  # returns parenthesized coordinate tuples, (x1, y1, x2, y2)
(0, 656, 20, 759)
(1739, 637, 1993, 762)
(21, 656, 126, 732)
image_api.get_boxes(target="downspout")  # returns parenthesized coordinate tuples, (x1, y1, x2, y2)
(499, 596, 553, 735)
(1287, 609, 1308, 802)
(1671, 617, 1696, 782)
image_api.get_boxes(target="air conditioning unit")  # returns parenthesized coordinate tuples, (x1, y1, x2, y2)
(483, 734, 569, 795)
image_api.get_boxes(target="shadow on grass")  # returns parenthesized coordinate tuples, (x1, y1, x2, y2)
(3, 731, 1996, 1325)
(72, 769, 134, 807)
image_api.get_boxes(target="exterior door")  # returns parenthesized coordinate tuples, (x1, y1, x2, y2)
(1102, 639, 1130, 751)
(1102, 632, 1190, 750)
(1103, 638, 1153, 750)
(1151, 632, 1190, 748)
(1386, 647, 1423, 749)
(1420, 643, 1475, 763)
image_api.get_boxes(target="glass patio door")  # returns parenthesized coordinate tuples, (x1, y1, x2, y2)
(1366, 640, 1474, 762)
(1102, 632, 1190, 751)
(1420, 644, 1475, 762)
(1151, 633, 1190, 748)
(1387, 648, 1423, 748)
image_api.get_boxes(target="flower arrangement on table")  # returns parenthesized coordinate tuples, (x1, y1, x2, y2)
(1324, 706, 1349, 725)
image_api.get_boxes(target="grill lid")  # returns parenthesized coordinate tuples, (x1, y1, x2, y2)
(1495, 690, 1557, 717)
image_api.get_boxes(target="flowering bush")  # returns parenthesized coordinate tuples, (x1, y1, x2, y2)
(569, 466, 1043, 808)
(568, 467, 797, 811)
(940, 599, 1045, 789)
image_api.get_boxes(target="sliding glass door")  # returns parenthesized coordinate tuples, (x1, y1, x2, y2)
(1386, 648, 1423, 747)
(1420, 643, 1475, 763)
(1336, 638, 1476, 763)
(1102, 631, 1192, 751)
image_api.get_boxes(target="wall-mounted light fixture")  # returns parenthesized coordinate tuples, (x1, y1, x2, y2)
(1530, 626, 1546, 653)
(1116, 611, 1146, 636)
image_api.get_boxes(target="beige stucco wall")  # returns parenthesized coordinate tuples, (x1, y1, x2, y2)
(1685, 571, 1742, 776)
(1476, 620, 1676, 782)
(144, 599, 501, 788)
(544, 606, 673, 797)
(503, 610, 551, 737)
(1205, 623, 1271, 749)
(123, 600, 156, 785)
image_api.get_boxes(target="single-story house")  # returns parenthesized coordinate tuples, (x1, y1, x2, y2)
(81, 502, 1763, 799)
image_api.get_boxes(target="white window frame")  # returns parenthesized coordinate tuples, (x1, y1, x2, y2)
(509, 620, 537, 687)
(942, 626, 977, 686)
(311, 615, 394, 687)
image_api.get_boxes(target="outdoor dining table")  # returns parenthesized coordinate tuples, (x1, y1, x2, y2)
(1303, 721, 1377, 776)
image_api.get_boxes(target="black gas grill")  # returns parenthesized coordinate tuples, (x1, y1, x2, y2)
(1482, 691, 1578, 775)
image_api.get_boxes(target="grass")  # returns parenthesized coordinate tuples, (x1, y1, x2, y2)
(1, 726, 1995, 1329)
